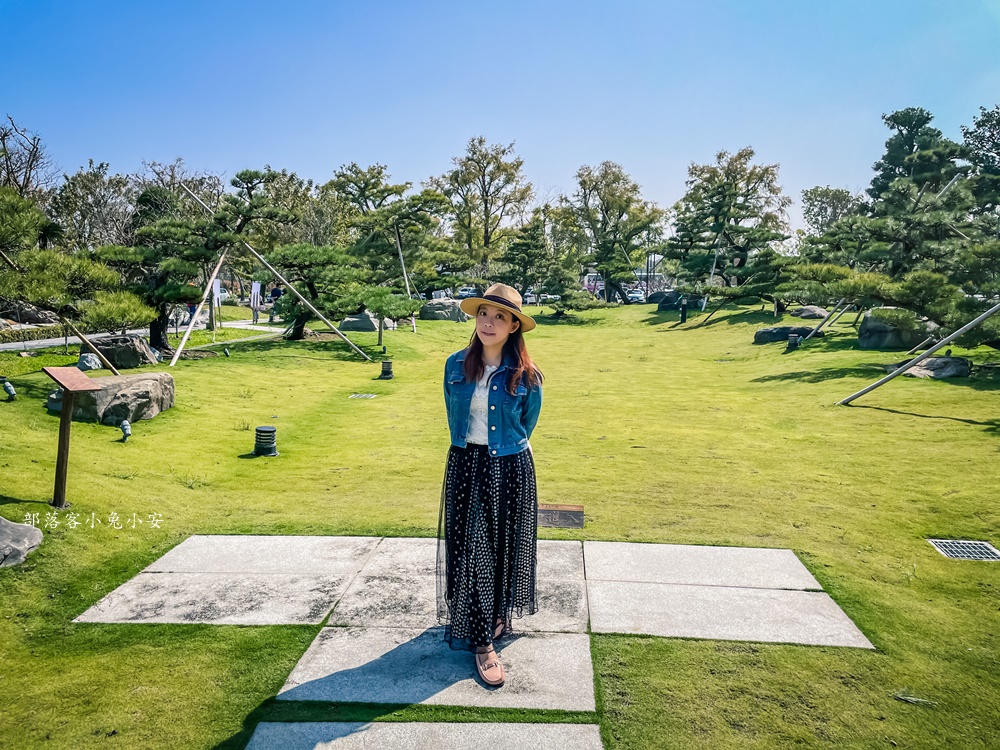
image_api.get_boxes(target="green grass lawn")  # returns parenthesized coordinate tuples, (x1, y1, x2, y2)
(2, 303, 999, 748)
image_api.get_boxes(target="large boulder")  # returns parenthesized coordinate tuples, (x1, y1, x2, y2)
(339, 311, 379, 332)
(46, 372, 174, 425)
(886, 356, 972, 379)
(790, 305, 828, 319)
(7, 302, 59, 325)
(0, 516, 43, 567)
(419, 299, 470, 322)
(656, 291, 700, 311)
(753, 326, 824, 344)
(858, 311, 938, 350)
(83, 334, 157, 369)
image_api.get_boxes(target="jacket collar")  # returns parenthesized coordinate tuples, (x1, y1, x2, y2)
(455, 347, 517, 371)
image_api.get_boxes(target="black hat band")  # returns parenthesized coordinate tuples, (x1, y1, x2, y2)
(482, 294, 522, 313)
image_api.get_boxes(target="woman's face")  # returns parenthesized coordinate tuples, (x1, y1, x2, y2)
(476, 303, 519, 348)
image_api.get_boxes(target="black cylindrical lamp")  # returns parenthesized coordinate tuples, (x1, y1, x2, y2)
(254, 426, 278, 456)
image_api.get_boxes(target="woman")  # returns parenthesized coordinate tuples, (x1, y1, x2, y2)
(437, 283, 543, 687)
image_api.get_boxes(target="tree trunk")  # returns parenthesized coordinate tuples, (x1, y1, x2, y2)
(607, 280, 628, 304)
(149, 308, 173, 352)
(285, 311, 311, 341)
(377, 317, 384, 347)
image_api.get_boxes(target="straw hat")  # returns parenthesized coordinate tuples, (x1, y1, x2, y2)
(459, 283, 536, 333)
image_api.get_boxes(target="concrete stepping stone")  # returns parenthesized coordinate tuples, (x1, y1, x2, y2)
(146, 534, 380, 575)
(329, 575, 588, 633)
(278, 626, 596, 710)
(331, 538, 588, 633)
(584, 541, 822, 590)
(588, 580, 874, 648)
(245, 721, 603, 749)
(74, 535, 380, 625)
(74, 573, 348, 625)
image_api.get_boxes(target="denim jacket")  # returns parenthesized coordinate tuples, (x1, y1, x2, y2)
(444, 348, 542, 456)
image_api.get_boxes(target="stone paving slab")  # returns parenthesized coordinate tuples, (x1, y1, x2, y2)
(588, 580, 873, 648)
(74, 573, 348, 625)
(359, 537, 437, 577)
(245, 722, 604, 749)
(584, 541, 822, 590)
(355, 538, 585, 580)
(330, 575, 588, 633)
(145, 535, 379, 575)
(537, 539, 585, 579)
(278, 627, 596, 710)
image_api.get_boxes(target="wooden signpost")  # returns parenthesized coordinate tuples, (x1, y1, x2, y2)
(43, 367, 102, 509)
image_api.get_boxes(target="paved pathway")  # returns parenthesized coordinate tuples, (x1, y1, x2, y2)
(74, 534, 873, 747)
(0, 319, 276, 352)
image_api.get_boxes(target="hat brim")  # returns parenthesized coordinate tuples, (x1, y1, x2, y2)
(459, 297, 536, 332)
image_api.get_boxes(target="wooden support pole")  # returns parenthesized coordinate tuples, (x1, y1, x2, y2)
(179, 185, 371, 362)
(394, 224, 418, 333)
(905, 335, 937, 355)
(60, 317, 121, 376)
(838, 298, 1000, 405)
(804, 299, 846, 341)
(52, 391, 74, 508)
(828, 304, 854, 326)
(168, 250, 228, 367)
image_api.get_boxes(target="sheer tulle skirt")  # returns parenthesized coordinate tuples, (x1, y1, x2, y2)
(435, 443, 538, 651)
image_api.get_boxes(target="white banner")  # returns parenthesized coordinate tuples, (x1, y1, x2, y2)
(250, 281, 261, 309)
(212, 279, 222, 308)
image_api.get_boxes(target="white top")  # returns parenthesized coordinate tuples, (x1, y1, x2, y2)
(466, 364, 498, 445)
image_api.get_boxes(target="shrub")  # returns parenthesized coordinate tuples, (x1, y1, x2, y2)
(870, 307, 922, 332)
(551, 290, 611, 312)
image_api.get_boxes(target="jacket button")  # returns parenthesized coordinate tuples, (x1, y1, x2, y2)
(491, 450, 497, 455)
(492, 385, 497, 390)
(490, 405, 495, 410)
(490, 425, 496, 431)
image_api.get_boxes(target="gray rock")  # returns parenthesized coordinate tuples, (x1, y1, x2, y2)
(754, 326, 823, 344)
(76, 353, 104, 371)
(339, 311, 379, 332)
(419, 299, 470, 322)
(0, 318, 11, 330)
(82, 334, 157, 369)
(46, 372, 174, 425)
(858, 310, 938, 350)
(886, 356, 972, 379)
(647, 290, 671, 305)
(791, 305, 828, 319)
(0, 516, 43, 567)
(7, 302, 59, 325)
(656, 290, 705, 311)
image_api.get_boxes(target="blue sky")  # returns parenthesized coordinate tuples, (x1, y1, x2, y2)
(3, 0, 999, 227)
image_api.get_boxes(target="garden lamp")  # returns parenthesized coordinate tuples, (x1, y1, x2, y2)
(2, 381, 15, 401)
(120, 419, 131, 442)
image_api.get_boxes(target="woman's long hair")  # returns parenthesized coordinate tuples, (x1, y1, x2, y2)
(463, 318, 543, 394)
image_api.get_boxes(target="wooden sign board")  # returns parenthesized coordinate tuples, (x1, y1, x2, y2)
(537, 503, 584, 529)
(42, 367, 102, 392)
(42, 367, 101, 508)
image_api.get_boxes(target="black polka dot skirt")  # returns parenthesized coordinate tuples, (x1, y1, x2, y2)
(435, 443, 538, 651)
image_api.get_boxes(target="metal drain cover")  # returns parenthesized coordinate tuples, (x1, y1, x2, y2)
(349, 394, 377, 399)
(928, 539, 1000, 561)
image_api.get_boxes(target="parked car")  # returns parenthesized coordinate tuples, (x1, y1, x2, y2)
(627, 289, 645, 303)
(524, 291, 538, 304)
(456, 287, 479, 299)
(539, 293, 561, 302)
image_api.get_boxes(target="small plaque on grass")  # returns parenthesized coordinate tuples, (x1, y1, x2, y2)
(538, 504, 584, 528)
